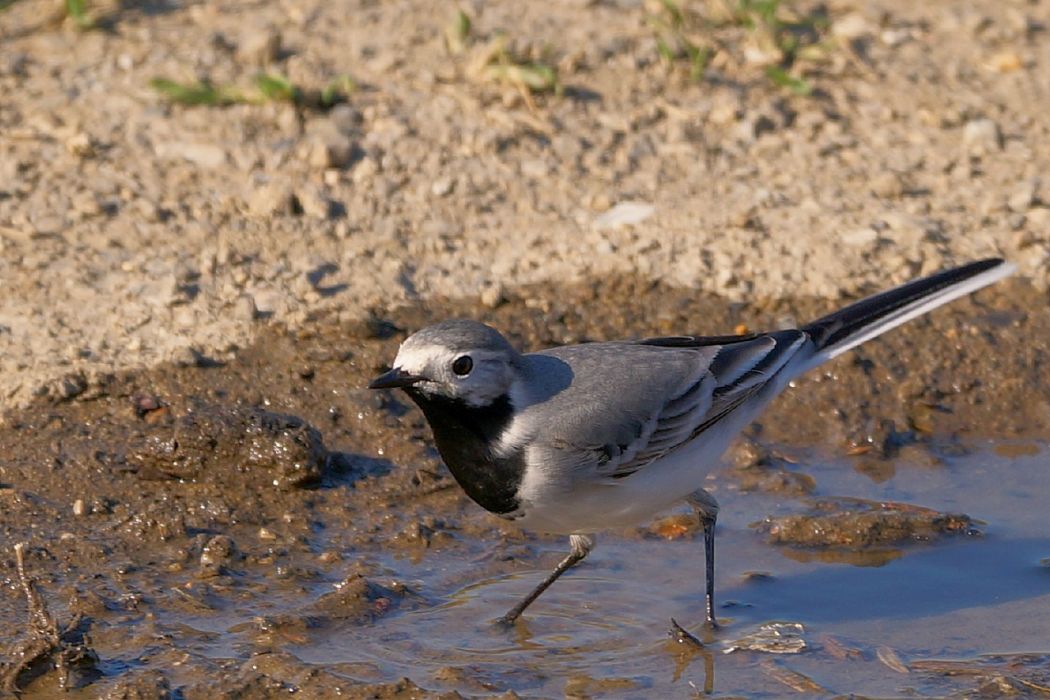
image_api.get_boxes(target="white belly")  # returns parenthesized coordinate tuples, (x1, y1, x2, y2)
(512, 416, 744, 535)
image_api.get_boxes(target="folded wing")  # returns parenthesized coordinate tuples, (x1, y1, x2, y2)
(512, 331, 808, 481)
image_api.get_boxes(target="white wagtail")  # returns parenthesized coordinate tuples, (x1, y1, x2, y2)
(369, 258, 1014, 626)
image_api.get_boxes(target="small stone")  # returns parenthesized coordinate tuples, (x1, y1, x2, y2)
(1025, 207, 1050, 230)
(306, 134, 355, 169)
(708, 98, 739, 126)
(593, 201, 655, 229)
(71, 190, 101, 218)
(1016, 243, 1049, 269)
(170, 346, 199, 367)
(987, 51, 1023, 73)
(65, 132, 94, 158)
(32, 215, 64, 237)
(430, 177, 454, 197)
(235, 295, 258, 322)
(841, 227, 878, 247)
(73, 499, 86, 516)
(1007, 181, 1037, 213)
(880, 28, 910, 46)
(248, 181, 295, 217)
(258, 527, 277, 541)
(295, 185, 335, 219)
(161, 142, 227, 169)
(352, 156, 379, 184)
(962, 118, 1001, 156)
(480, 283, 505, 309)
(870, 171, 903, 199)
(237, 26, 282, 66)
(725, 622, 807, 654)
(199, 535, 237, 577)
(58, 374, 87, 401)
(520, 159, 549, 179)
(832, 13, 872, 39)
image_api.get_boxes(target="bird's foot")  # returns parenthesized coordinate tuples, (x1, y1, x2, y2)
(669, 618, 704, 649)
(493, 613, 519, 628)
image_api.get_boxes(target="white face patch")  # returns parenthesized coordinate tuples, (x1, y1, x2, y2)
(392, 342, 516, 407)
(393, 344, 451, 377)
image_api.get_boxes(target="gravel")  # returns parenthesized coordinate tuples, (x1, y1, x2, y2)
(0, 0, 1048, 412)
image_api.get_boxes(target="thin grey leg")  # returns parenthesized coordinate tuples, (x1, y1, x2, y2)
(687, 490, 720, 628)
(497, 534, 594, 625)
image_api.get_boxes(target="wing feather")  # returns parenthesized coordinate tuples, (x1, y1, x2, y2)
(604, 330, 808, 479)
(508, 331, 810, 486)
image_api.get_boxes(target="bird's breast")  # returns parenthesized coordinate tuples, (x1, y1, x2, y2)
(403, 390, 525, 515)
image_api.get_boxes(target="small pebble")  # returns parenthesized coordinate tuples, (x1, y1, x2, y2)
(594, 201, 655, 229)
(871, 171, 903, 199)
(296, 185, 334, 219)
(430, 177, 454, 197)
(480, 283, 505, 309)
(65, 132, 94, 158)
(962, 118, 1002, 155)
(237, 26, 281, 66)
(247, 181, 295, 218)
(842, 227, 879, 247)
(199, 535, 237, 577)
(1007, 181, 1036, 213)
(832, 13, 872, 39)
(235, 295, 258, 322)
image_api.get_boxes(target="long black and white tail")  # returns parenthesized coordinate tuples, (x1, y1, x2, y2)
(796, 258, 1016, 373)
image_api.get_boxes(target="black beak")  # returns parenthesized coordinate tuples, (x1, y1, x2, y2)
(368, 367, 424, 390)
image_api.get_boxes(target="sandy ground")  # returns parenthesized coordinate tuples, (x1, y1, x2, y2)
(0, 0, 1048, 412)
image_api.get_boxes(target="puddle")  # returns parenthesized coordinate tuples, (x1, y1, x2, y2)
(0, 277, 1047, 697)
(277, 444, 1050, 698)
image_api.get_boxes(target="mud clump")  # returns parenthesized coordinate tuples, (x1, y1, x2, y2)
(126, 404, 329, 490)
(725, 439, 817, 496)
(756, 498, 978, 548)
(102, 670, 173, 700)
(181, 654, 427, 700)
(305, 572, 410, 625)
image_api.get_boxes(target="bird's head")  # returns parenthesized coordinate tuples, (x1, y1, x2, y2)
(368, 320, 521, 407)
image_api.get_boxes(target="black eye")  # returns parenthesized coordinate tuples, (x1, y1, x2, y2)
(452, 355, 473, 376)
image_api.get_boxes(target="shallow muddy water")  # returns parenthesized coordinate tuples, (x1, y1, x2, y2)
(287, 443, 1050, 698)
(1, 278, 1048, 697)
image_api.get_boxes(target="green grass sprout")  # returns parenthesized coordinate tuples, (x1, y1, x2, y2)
(64, 0, 94, 29)
(445, 9, 472, 54)
(764, 65, 811, 95)
(149, 78, 245, 106)
(320, 74, 357, 108)
(150, 73, 357, 111)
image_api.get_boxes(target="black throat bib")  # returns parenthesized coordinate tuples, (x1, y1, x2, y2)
(403, 390, 525, 515)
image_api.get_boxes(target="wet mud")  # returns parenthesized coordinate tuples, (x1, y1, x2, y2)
(0, 277, 1047, 697)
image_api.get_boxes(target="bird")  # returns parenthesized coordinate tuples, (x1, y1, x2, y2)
(368, 258, 1015, 627)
